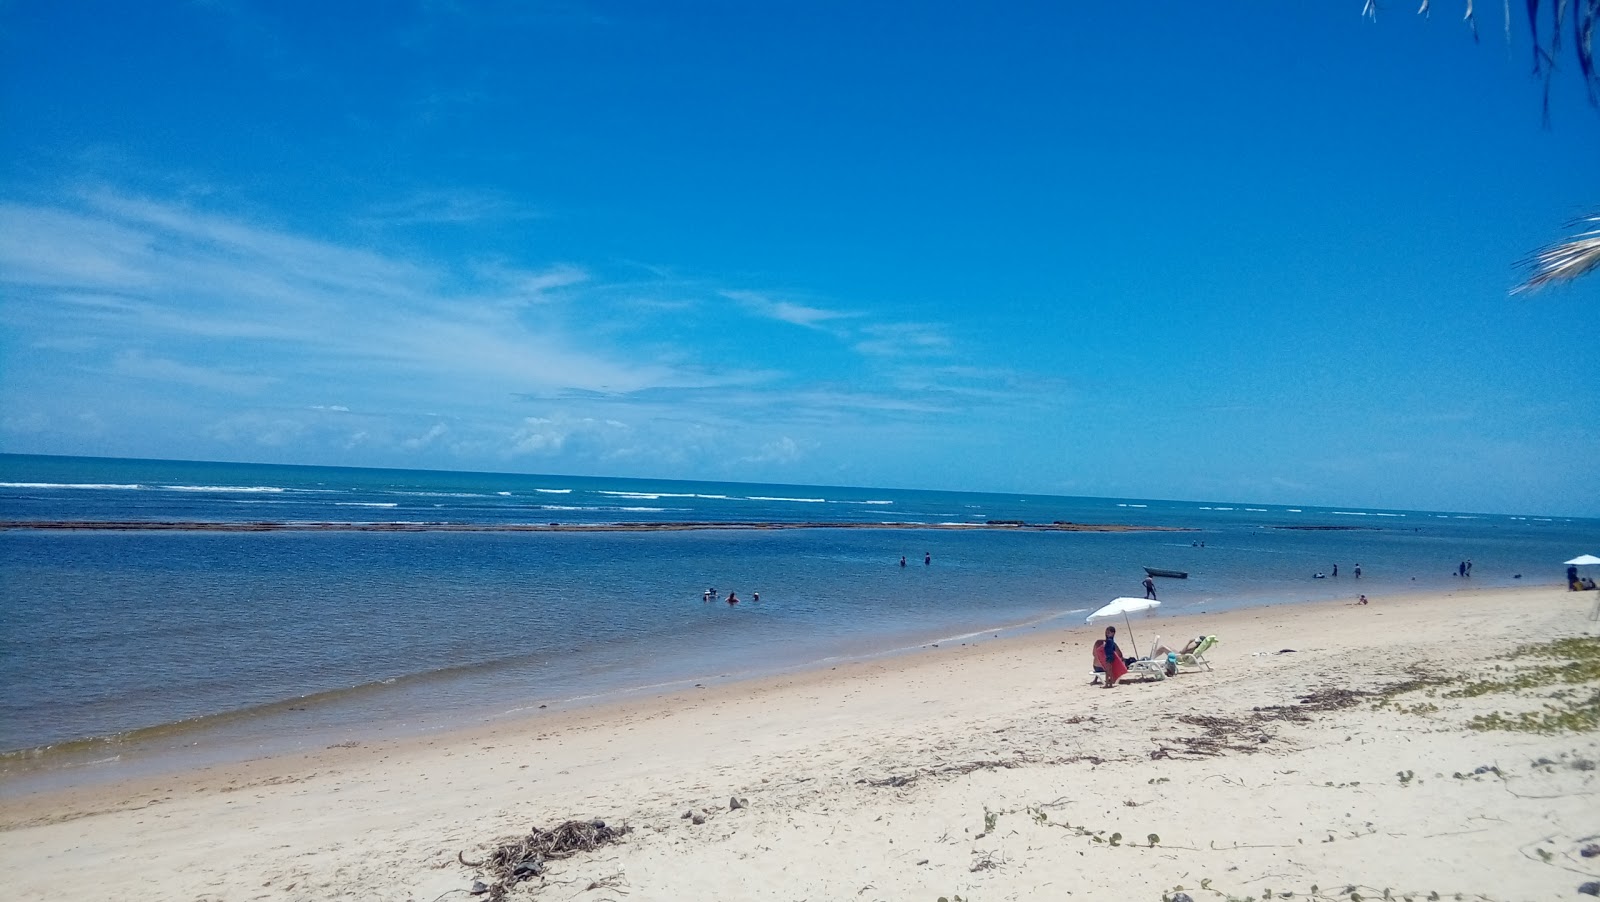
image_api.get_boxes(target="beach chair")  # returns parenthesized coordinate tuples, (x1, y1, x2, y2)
(1119, 636, 1173, 682)
(1175, 635, 1217, 671)
(1125, 655, 1171, 681)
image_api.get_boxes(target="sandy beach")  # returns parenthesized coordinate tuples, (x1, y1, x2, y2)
(3, 584, 1597, 902)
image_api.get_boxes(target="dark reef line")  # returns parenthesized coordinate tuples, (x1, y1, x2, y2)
(0, 519, 1187, 534)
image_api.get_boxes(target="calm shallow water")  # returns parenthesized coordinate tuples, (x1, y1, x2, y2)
(2, 453, 1593, 790)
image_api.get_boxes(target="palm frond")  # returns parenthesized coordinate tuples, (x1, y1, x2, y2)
(1512, 214, 1600, 293)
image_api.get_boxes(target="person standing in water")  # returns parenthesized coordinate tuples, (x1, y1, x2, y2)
(726, 591, 739, 605)
(900, 556, 906, 567)
(924, 552, 931, 566)
(1142, 575, 1157, 600)
(1354, 563, 1362, 579)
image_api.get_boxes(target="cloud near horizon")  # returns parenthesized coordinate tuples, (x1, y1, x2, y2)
(0, 186, 1057, 477)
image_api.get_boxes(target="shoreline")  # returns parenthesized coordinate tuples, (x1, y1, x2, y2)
(0, 518, 1185, 533)
(3, 584, 1595, 901)
(0, 581, 1570, 797)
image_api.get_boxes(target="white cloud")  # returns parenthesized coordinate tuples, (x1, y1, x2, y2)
(0, 190, 703, 397)
(853, 322, 952, 357)
(740, 435, 804, 465)
(359, 190, 542, 227)
(402, 422, 448, 449)
(109, 350, 275, 394)
(205, 413, 308, 447)
(510, 414, 632, 456)
(721, 289, 857, 330)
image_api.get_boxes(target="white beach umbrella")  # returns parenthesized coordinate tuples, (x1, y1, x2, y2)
(1574, 556, 1600, 622)
(1085, 596, 1161, 657)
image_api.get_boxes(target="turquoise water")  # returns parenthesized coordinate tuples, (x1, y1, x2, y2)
(2, 453, 1593, 788)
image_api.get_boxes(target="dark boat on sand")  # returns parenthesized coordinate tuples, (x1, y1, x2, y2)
(1143, 567, 1188, 579)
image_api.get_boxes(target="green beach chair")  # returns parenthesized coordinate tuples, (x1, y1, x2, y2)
(1176, 635, 1217, 671)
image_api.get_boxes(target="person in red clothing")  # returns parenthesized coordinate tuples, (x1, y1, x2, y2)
(1093, 626, 1130, 688)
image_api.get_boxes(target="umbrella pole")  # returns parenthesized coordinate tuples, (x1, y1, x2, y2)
(1123, 612, 1139, 658)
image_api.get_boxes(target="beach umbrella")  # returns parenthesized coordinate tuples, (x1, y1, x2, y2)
(1574, 556, 1600, 621)
(1085, 596, 1161, 657)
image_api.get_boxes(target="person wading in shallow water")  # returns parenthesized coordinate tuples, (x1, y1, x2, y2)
(1142, 575, 1157, 600)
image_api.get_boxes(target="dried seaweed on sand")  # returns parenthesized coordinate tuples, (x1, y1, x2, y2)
(458, 819, 630, 900)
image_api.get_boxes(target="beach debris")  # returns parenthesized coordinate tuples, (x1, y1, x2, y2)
(458, 818, 630, 901)
(691, 813, 706, 825)
(1581, 843, 1600, 858)
(969, 850, 1005, 872)
(1170, 893, 1195, 902)
(729, 796, 747, 810)
(1151, 714, 1275, 758)
(857, 753, 1098, 789)
(469, 880, 489, 895)
(1579, 881, 1600, 896)
(1155, 686, 1385, 760)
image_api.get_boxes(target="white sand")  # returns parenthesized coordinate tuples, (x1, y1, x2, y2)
(3, 585, 1597, 901)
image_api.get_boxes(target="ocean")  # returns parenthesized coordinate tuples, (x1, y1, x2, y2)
(1, 453, 1593, 792)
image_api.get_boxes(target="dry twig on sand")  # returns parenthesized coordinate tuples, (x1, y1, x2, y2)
(459, 819, 631, 901)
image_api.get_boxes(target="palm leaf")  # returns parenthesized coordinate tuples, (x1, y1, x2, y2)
(1512, 213, 1600, 293)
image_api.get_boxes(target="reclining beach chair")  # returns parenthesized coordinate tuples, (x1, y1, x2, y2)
(1175, 635, 1217, 671)
(1125, 654, 1171, 681)
(1117, 635, 1173, 682)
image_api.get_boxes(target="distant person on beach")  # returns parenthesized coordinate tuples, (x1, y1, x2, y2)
(1332, 563, 1338, 578)
(1457, 560, 1465, 578)
(1358, 594, 1368, 605)
(1142, 575, 1157, 600)
(1151, 636, 1206, 658)
(726, 591, 739, 605)
(1354, 563, 1362, 579)
(900, 556, 907, 567)
(924, 552, 931, 566)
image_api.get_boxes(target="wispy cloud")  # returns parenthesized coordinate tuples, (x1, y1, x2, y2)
(358, 190, 542, 227)
(0, 185, 1065, 478)
(721, 289, 858, 330)
(109, 350, 277, 394)
(853, 322, 952, 357)
(0, 190, 695, 397)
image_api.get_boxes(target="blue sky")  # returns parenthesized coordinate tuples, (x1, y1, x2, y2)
(1, 2, 1597, 516)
